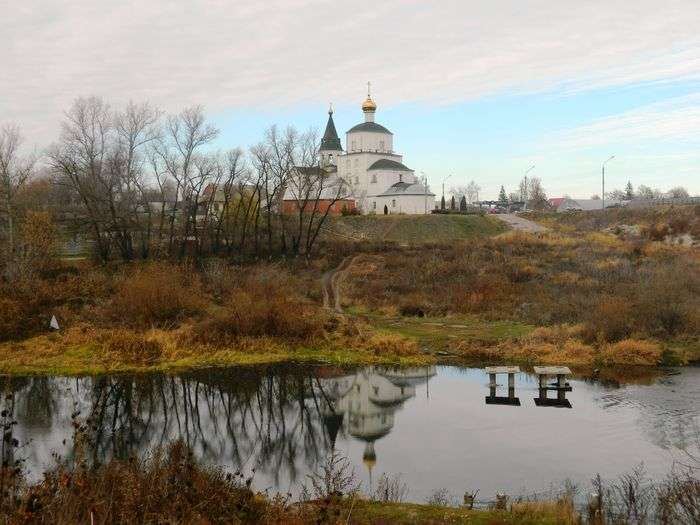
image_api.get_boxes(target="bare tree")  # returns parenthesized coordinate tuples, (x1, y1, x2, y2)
(47, 97, 114, 261)
(0, 124, 35, 255)
(637, 184, 662, 200)
(668, 186, 689, 199)
(527, 177, 548, 210)
(113, 101, 161, 258)
(150, 106, 219, 257)
(466, 180, 481, 204)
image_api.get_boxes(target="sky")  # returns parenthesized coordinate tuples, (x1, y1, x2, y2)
(2, 0, 700, 199)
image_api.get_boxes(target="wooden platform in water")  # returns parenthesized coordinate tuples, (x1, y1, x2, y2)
(533, 366, 571, 376)
(484, 366, 521, 374)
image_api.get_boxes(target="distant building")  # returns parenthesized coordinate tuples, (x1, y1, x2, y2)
(281, 166, 355, 216)
(549, 197, 623, 212)
(285, 86, 435, 215)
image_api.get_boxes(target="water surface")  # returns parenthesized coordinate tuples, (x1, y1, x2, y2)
(3, 365, 698, 502)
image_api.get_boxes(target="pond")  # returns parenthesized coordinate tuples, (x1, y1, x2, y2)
(2, 364, 699, 503)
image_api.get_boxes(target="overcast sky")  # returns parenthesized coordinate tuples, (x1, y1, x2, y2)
(3, 0, 700, 198)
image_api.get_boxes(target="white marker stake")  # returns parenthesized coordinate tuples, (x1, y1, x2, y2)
(50, 315, 60, 330)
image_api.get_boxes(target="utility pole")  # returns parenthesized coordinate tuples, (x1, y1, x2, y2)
(602, 156, 615, 211)
(421, 171, 428, 214)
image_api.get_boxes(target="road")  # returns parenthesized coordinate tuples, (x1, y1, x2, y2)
(495, 213, 549, 233)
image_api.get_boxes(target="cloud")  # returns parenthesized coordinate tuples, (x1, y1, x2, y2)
(3, 0, 700, 146)
(547, 94, 700, 150)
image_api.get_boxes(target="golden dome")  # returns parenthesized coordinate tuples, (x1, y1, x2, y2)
(362, 96, 377, 112)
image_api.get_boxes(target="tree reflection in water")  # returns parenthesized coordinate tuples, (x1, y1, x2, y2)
(1, 364, 436, 493)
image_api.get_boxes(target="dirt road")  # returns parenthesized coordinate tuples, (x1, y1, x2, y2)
(321, 256, 356, 313)
(495, 213, 549, 233)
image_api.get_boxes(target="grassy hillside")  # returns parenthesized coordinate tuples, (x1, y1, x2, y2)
(529, 204, 700, 236)
(322, 214, 506, 244)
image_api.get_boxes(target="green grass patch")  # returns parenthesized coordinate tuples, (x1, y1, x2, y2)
(367, 313, 534, 349)
(325, 214, 506, 244)
(0, 340, 435, 376)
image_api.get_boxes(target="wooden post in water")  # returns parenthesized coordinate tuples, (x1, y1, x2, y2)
(489, 373, 497, 388)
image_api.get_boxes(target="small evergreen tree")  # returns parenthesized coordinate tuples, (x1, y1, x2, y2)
(625, 181, 634, 200)
(498, 185, 508, 207)
(383, 204, 388, 215)
(459, 195, 467, 211)
(440, 195, 445, 210)
(450, 195, 455, 210)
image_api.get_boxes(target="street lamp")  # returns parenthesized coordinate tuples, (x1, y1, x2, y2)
(442, 174, 452, 210)
(602, 156, 615, 211)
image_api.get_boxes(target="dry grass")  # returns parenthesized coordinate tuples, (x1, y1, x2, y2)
(602, 338, 663, 366)
(341, 224, 700, 351)
(188, 267, 326, 346)
(108, 262, 204, 328)
(2, 441, 272, 524)
(364, 333, 420, 357)
(102, 329, 163, 364)
(510, 499, 577, 524)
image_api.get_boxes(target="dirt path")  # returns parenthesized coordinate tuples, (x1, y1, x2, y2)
(495, 213, 549, 233)
(321, 256, 357, 313)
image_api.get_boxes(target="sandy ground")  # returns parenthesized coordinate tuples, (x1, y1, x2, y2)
(495, 213, 549, 233)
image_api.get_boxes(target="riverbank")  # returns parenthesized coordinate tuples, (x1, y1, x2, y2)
(0, 438, 576, 524)
(0, 324, 434, 375)
(1, 211, 698, 375)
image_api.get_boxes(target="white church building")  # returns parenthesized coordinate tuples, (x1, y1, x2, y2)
(318, 88, 435, 214)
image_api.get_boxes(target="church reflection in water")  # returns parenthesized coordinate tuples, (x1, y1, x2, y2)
(318, 366, 436, 479)
(0, 365, 436, 491)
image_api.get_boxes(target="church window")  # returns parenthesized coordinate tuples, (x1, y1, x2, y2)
(372, 201, 377, 210)
(379, 140, 384, 151)
(351, 140, 356, 151)
(392, 199, 396, 208)
(371, 174, 377, 183)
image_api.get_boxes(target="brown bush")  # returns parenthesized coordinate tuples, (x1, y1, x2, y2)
(643, 222, 670, 241)
(366, 334, 419, 356)
(189, 270, 325, 345)
(602, 339, 663, 365)
(4, 441, 270, 524)
(583, 297, 633, 343)
(109, 263, 204, 328)
(0, 297, 24, 341)
(103, 329, 163, 364)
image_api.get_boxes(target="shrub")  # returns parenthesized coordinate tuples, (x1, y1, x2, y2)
(366, 334, 419, 356)
(189, 274, 324, 345)
(109, 263, 204, 328)
(0, 297, 24, 341)
(103, 329, 163, 364)
(602, 339, 663, 365)
(583, 298, 633, 343)
(5, 441, 269, 524)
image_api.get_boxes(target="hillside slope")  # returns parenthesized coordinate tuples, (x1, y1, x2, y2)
(322, 214, 506, 244)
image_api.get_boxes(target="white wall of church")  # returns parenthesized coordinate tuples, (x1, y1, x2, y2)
(346, 131, 394, 154)
(371, 194, 435, 215)
(337, 152, 402, 188)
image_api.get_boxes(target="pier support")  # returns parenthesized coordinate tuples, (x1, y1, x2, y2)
(484, 367, 521, 406)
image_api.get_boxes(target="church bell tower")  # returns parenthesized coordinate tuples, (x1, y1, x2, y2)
(320, 104, 342, 168)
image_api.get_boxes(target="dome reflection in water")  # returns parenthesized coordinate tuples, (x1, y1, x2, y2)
(1, 365, 698, 503)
